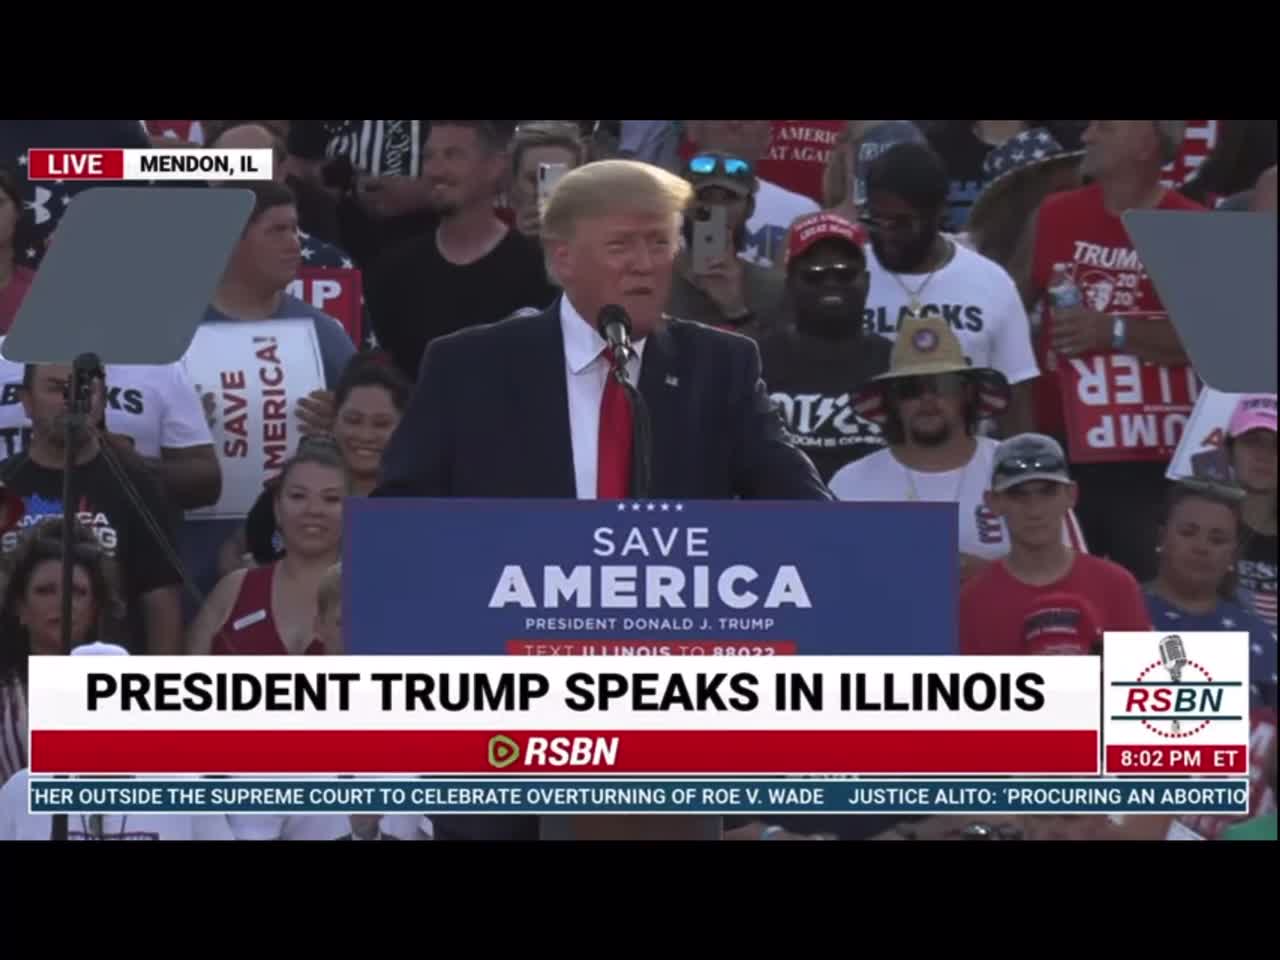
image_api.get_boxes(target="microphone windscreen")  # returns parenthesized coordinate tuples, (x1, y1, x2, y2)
(596, 304, 632, 339)
(1160, 634, 1186, 666)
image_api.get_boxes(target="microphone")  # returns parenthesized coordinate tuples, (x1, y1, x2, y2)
(1159, 634, 1188, 733)
(1159, 634, 1187, 683)
(596, 305, 636, 369)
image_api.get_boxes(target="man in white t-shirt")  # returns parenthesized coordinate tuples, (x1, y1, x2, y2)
(0, 338, 220, 510)
(683, 121, 820, 267)
(830, 312, 1084, 583)
(858, 142, 1039, 435)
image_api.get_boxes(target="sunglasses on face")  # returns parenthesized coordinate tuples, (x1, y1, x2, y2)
(800, 264, 861, 287)
(994, 455, 1069, 481)
(891, 373, 967, 400)
(687, 154, 753, 180)
(858, 212, 922, 234)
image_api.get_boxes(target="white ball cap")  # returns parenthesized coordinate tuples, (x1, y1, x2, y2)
(69, 642, 130, 657)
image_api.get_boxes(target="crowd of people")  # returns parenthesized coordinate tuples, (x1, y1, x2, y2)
(0, 119, 1274, 841)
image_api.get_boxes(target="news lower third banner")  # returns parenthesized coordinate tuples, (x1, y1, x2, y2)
(27, 779, 1250, 816)
(342, 499, 959, 655)
(29, 656, 1099, 776)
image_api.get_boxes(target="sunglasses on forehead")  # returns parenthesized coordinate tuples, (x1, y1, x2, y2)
(687, 154, 753, 180)
(890, 373, 967, 400)
(994, 454, 1069, 479)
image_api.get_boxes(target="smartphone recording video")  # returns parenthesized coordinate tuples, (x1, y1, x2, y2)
(691, 205, 728, 274)
(537, 163, 569, 205)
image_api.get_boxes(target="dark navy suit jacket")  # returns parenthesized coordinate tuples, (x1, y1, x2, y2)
(376, 301, 831, 502)
(372, 301, 831, 840)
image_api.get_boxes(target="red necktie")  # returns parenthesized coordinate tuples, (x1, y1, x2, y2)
(596, 353, 633, 499)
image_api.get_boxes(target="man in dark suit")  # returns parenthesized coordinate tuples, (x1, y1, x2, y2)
(374, 159, 830, 840)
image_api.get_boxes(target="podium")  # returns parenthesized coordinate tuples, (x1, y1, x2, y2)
(344, 497, 959, 841)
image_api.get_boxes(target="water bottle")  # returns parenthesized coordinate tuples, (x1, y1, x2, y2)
(1048, 263, 1083, 309)
(1045, 264, 1081, 370)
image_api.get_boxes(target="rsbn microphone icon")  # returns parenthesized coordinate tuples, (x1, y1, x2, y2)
(1159, 634, 1188, 734)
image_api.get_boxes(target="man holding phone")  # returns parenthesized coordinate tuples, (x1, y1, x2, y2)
(508, 121, 588, 240)
(666, 152, 786, 340)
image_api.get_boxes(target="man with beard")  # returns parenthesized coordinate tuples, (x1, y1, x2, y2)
(757, 212, 891, 481)
(0, 364, 183, 654)
(860, 143, 1039, 436)
(830, 313, 1085, 582)
(365, 121, 557, 380)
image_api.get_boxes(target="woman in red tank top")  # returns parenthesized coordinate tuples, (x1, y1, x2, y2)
(187, 440, 347, 656)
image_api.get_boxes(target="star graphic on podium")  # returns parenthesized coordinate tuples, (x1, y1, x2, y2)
(660, 504, 670, 512)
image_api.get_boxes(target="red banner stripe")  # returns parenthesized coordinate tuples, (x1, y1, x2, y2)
(1104, 744, 1247, 774)
(31, 729, 1099, 775)
(505, 640, 798, 655)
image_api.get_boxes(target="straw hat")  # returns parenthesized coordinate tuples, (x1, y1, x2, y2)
(853, 313, 1010, 424)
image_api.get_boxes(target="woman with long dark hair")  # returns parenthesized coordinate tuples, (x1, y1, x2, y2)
(1144, 481, 1276, 710)
(0, 518, 125, 784)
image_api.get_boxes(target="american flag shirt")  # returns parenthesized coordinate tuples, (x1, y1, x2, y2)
(1239, 534, 1277, 631)
(0, 120, 151, 267)
(1144, 593, 1278, 711)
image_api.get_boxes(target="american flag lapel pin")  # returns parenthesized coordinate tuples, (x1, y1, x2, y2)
(665, 374, 679, 387)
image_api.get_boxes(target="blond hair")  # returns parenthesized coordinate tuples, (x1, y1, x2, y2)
(540, 159, 693, 245)
(316, 561, 342, 620)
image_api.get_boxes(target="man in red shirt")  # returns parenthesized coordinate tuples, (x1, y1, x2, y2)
(959, 433, 1151, 655)
(1012, 121, 1205, 583)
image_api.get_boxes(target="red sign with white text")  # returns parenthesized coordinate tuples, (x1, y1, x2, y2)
(288, 266, 364, 345)
(1059, 313, 1199, 464)
(1162, 120, 1219, 189)
(27, 149, 124, 180)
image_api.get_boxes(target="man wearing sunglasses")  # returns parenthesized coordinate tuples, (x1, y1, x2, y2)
(757, 212, 891, 481)
(667, 151, 785, 339)
(830, 315, 1085, 582)
(958, 433, 1150, 655)
(683, 121, 820, 267)
(860, 143, 1039, 437)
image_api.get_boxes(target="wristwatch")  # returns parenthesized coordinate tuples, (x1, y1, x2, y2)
(1111, 316, 1128, 351)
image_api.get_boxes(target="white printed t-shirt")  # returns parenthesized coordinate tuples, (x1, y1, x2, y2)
(862, 242, 1040, 386)
(0, 336, 212, 461)
(829, 437, 1087, 560)
(0, 769, 235, 840)
(742, 178, 821, 268)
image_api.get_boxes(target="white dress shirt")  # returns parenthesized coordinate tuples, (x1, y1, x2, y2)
(560, 297, 646, 499)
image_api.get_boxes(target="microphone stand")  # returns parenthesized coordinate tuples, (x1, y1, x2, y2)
(58, 353, 204, 657)
(60, 356, 98, 658)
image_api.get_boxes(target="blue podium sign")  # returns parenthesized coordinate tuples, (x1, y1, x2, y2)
(344, 499, 958, 655)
